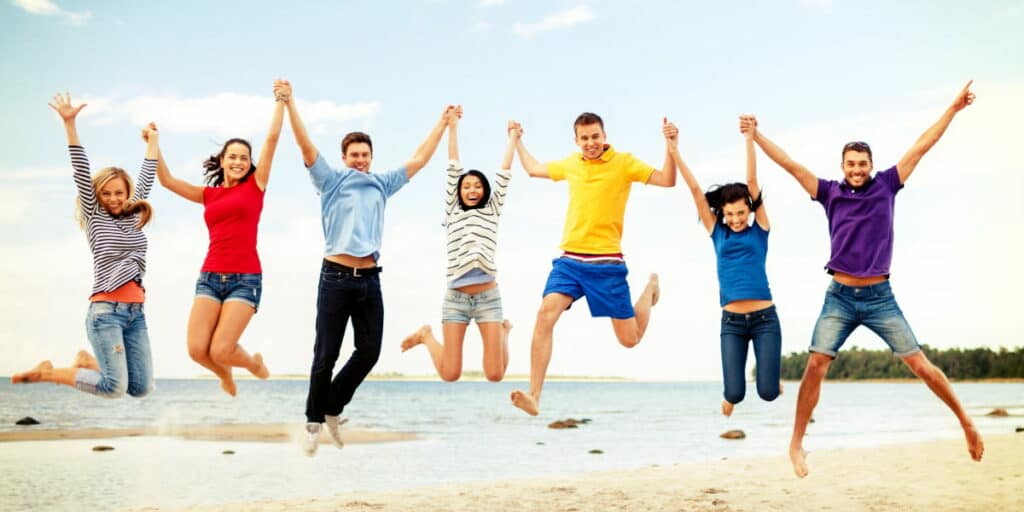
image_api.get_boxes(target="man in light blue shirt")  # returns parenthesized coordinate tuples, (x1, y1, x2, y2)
(279, 80, 453, 456)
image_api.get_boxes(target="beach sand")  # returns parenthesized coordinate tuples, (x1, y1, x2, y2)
(162, 433, 1022, 512)
(0, 423, 415, 444)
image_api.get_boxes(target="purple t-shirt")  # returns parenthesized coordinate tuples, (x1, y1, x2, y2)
(815, 166, 903, 277)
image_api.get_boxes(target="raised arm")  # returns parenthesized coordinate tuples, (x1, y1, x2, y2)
(745, 116, 819, 199)
(443, 107, 464, 216)
(250, 80, 288, 191)
(133, 123, 159, 201)
(512, 121, 551, 179)
(645, 117, 679, 188)
(447, 105, 462, 162)
(897, 80, 975, 184)
(50, 93, 95, 212)
(282, 82, 320, 167)
(742, 115, 769, 230)
(142, 123, 203, 203)
(669, 129, 715, 233)
(49, 92, 86, 147)
(404, 105, 454, 179)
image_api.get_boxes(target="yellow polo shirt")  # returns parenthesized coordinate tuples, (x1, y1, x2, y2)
(547, 145, 654, 254)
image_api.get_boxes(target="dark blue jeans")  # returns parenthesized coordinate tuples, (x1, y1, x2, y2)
(305, 261, 384, 423)
(720, 305, 782, 405)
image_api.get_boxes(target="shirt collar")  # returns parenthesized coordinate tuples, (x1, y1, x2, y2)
(578, 144, 615, 162)
(839, 173, 876, 193)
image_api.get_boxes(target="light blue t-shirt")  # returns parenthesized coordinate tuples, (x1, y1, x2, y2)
(308, 153, 408, 261)
(711, 221, 772, 307)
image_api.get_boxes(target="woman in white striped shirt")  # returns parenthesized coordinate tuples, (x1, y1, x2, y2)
(401, 109, 515, 382)
(12, 93, 158, 399)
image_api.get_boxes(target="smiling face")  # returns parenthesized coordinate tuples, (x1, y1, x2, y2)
(459, 174, 485, 207)
(722, 199, 751, 232)
(842, 149, 873, 188)
(220, 142, 252, 184)
(343, 142, 373, 173)
(97, 176, 130, 216)
(574, 122, 607, 160)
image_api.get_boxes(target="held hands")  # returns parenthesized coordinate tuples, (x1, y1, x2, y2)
(662, 117, 678, 146)
(507, 120, 523, 140)
(739, 114, 758, 139)
(140, 122, 159, 144)
(950, 80, 975, 112)
(273, 79, 292, 103)
(443, 105, 461, 125)
(48, 92, 86, 122)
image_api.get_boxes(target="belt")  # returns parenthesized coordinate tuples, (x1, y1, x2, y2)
(323, 260, 382, 277)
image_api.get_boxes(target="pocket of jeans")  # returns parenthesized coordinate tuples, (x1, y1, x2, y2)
(91, 302, 116, 317)
(321, 271, 347, 284)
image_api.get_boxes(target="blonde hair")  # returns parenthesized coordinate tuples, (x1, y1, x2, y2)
(75, 167, 153, 230)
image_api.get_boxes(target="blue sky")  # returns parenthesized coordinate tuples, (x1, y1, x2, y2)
(1, 0, 1022, 380)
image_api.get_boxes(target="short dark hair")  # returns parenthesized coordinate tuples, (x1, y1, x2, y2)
(341, 131, 373, 156)
(842, 141, 872, 163)
(573, 112, 604, 135)
(456, 170, 492, 211)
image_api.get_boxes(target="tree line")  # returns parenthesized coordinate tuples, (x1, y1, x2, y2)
(762, 345, 1024, 380)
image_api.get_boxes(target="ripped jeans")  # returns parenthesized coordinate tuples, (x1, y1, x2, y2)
(77, 302, 154, 398)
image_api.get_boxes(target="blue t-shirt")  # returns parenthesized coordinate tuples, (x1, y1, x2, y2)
(307, 153, 408, 261)
(711, 221, 772, 307)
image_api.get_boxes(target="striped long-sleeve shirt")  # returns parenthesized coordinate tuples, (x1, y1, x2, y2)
(70, 145, 156, 297)
(444, 161, 511, 286)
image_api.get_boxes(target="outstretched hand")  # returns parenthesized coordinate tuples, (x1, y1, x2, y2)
(141, 122, 159, 143)
(739, 114, 758, 139)
(662, 117, 678, 145)
(950, 80, 975, 112)
(48, 92, 86, 122)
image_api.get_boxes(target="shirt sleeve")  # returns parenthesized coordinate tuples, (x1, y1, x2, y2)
(814, 178, 833, 206)
(623, 153, 655, 184)
(69, 145, 96, 218)
(133, 159, 157, 201)
(445, 160, 462, 216)
(380, 167, 410, 198)
(876, 166, 904, 194)
(307, 153, 337, 192)
(489, 169, 512, 216)
(546, 155, 572, 182)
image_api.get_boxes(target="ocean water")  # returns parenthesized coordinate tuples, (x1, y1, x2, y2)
(0, 379, 1021, 511)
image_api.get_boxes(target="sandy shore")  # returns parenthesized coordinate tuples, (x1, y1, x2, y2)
(164, 433, 1022, 512)
(0, 423, 416, 444)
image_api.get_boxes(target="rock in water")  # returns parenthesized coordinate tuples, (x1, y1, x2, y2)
(720, 429, 746, 440)
(92, 446, 114, 452)
(547, 420, 579, 429)
(15, 417, 40, 426)
(222, 450, 235, 455)
(1015, 427, 1023, 433)
(588, 449, 603, 454)
(986, 408, 1009, 417)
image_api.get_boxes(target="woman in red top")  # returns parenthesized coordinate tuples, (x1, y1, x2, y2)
(155, 81, 286, 395)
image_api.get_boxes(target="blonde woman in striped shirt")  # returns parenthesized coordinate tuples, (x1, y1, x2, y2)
(12, 93, 158, 399)
(401, 109, 514, 382)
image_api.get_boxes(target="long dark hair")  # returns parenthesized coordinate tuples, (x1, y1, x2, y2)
(456, 170, 492, 211)
(704, 182, 753, 221)
(203, 138, 256, 186)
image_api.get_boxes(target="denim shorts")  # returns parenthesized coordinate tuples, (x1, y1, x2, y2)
(542, 257, 633, 319)
(809, 280, 920, 357)
(442, 287, 503, 324)
(195, 272, 262, 310)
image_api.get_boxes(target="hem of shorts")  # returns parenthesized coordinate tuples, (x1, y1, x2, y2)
(223, 297, 259, 311)
(441, 318, 471, 324)
(194, 293, 223, 304)
(808, 346, 838, 358)
(602, 312, 636, 320)
(893, 346, 922, 358)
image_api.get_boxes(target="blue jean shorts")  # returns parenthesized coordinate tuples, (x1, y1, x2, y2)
(195, 272, 262, 310)
(542, 257, 633, 319)
(809, 280, 920, 358)
(442, 287, 503, 324)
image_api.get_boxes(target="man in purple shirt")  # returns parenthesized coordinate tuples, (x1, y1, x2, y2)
(743, 81, 982, 478)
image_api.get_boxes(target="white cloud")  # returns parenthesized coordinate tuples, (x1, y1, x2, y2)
(78, 93, 379, 139)
(11, 0, 91, 25)
(514, 5, 595, 38)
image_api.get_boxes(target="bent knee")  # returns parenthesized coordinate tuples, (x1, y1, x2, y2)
(439, 369, 461, 383)
(97, 379, 128, 399)
(616, 332, 640, 348)
(724, 390, 745, 405)
(209, 346, 234, 366)
(483, 369, 505, 383)
(128, 382, 153, 398)
(188, 345, 211, 363)
(758, 388, 780, 402)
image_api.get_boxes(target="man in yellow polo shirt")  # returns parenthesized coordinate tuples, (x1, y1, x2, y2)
(510, 112, 681, 416)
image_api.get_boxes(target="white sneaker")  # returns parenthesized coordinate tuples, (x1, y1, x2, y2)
(302, 422, 321, 457)
(325, 415, 349, 449)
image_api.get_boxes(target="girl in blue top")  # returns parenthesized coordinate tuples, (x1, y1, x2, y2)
(671, 115, 781, 417)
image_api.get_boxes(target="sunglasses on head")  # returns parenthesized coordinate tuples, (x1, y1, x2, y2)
(843, 141, 871, 152)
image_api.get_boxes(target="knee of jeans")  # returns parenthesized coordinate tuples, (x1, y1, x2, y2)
(128, 380, 154, 398)
(757, 386, 780, 402)
(724, 388, 745, 405)
(355, 344, 382, 365)
(96, 376, 128, 398)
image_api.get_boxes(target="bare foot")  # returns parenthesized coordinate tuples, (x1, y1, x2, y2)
(964, 423, 984, 461)
(220, 373, 237, 397)
(12, 361, 54, 383)
(721, 400, 734, 417)
(72, 350, 99, 370)
(789, 444, 809, 478)
(250, 353, 270, 380)
(648, 273, 660, 306)
(401, 325, 431, 352)
(510, 390, 539, 416)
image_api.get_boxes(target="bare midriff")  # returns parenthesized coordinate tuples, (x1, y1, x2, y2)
(326, 253, 378, 269)
(455, 280, 497, 295)
(723, 299, 773, 314)
(832, 271, 887, 287)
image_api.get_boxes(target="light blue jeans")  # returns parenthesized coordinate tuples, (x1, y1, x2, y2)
(809, 280, 921, 358)
(77, 302, 154, 398)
